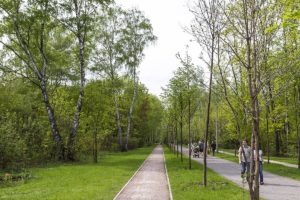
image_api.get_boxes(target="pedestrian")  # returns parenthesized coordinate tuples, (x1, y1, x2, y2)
(238, 139, 251, 180)
(253, 143, 264, 185)
(211, 141, 216, 156)
(199, 140, 204, 157)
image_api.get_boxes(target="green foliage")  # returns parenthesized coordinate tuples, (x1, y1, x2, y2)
(0, 1, 162, 167)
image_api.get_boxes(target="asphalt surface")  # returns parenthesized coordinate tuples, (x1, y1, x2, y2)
(182, 147, 300, 200)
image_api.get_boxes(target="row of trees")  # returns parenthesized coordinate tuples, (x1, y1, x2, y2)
(163, 0, 300, 199)
(0, 0, 163, 168)
(0, 78, 163, 168)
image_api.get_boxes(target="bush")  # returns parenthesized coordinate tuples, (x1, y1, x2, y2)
(127, 137, 140, 150)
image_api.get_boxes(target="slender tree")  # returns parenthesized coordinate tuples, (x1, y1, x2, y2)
(189, 0, 220, 186)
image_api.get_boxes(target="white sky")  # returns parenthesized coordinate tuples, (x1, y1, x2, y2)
(116, 0, 202, 97)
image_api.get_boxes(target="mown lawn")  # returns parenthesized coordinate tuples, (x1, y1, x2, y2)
(216, 152, 300, 181)
(0, 146, 154, 200)
(220, 149, 299, 165)
(164, 147, 249, 200)
(269, 156, 299, 165)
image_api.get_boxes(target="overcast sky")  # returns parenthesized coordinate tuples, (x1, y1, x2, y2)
(116, 0, 201, 97)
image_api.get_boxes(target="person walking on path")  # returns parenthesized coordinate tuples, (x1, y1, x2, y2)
(182, 145, 300, 200)
(199, 140, 204, 157)
(253, 143, 264, 185)
(238, 139, 251, 180)
(211, 141, 216, 156)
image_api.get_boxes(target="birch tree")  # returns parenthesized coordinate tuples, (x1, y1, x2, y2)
(92, 5, 155, 151)
(0, 0, 67, 159)
(122, 9, 156, 151)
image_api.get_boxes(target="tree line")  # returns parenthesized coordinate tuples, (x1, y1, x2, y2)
(162, 0, 300, 199)
(0, 0, 163, 168)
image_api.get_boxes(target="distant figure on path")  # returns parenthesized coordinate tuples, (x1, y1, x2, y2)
(238, 139, 251, 180)
(253, 143, 264, 185)
(211, 141, 216, 156)
(198, 140, 204, 157)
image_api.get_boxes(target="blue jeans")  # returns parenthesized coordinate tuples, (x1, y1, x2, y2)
(241, 162, 263, 182)
(258, 161, 263, 183)
(241, 161, 250, 174)
(240, 161, 250, 175)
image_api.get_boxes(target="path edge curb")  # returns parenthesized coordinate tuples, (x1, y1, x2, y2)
(163, 148, 174, 200)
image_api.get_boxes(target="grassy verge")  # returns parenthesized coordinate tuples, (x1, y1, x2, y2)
(269, 156, 298, 165)
(215, 152, 300, 181)
(164, 147, 249, 200)
(220, 149, 298, 165)
(0, 146, 154, 200)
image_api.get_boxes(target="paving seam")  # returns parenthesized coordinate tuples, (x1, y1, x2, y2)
(112, 148, 154, 200)
(163, 149, 173, 200)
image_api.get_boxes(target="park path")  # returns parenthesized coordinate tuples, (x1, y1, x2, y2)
(182, 147, 300, 200)
(219, 150, 298, 168)
(114, 145, 171, 200)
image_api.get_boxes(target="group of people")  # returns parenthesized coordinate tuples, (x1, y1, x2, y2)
(191, 138, 264, 185)
(191, 140, 217, 157)
(238, 139, 264, 185)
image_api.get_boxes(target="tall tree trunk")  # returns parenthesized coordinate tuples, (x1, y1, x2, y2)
(243, 0, 260, 197)
(266, 104, 270, 164)
(41, 80, 65, 160)
(173, 125, 176, 153)
(12, 10, 65, 160)
(216, 94, 219, 153)
(115, 95, 123, 151)
(125, 67, 137, 151)
(67, 0, 87, 160)
(275, 129, 280, 156)
(285, 92, 289, 154)
(176, 119, 179, 157)
(67, 36, 86, 160)
(247, 67, 260, 200)
(180, 95, 183, 162)
(170, 124, 174, 152)
(110, 69, 123, 151)
(188, 91, 191, 169)
(203, 34, 214, 187)
(295, 85, 300, 169)
(298, 85, 300, 170)
(93, 129, 98, 163)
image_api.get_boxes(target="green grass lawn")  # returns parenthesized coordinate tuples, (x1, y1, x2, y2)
(269, 156, 299, 165)
(164, 147, 249, 200)
(0, 146, 154, 200)
(219, 149, 299, 165)
(215, 152, 300, 181)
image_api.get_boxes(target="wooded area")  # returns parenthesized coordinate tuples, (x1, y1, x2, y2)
(162, 0, 300, 199)
(1, 0, 300, 200)
(0, 0, 163, 168)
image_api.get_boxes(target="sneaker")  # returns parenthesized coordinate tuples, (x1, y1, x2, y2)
(260, 182, 264, 185)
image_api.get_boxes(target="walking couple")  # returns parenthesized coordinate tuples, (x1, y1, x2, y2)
(238, 139, 264, 185)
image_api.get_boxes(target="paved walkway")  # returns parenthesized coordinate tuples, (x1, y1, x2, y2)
(182, 147, 300, 200)
(114, 145, 171, 200)
(219, 150, 298, 168)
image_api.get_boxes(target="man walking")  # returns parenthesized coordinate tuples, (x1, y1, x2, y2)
(238, 139, 251, 180)
(211, 141, 216, 156)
